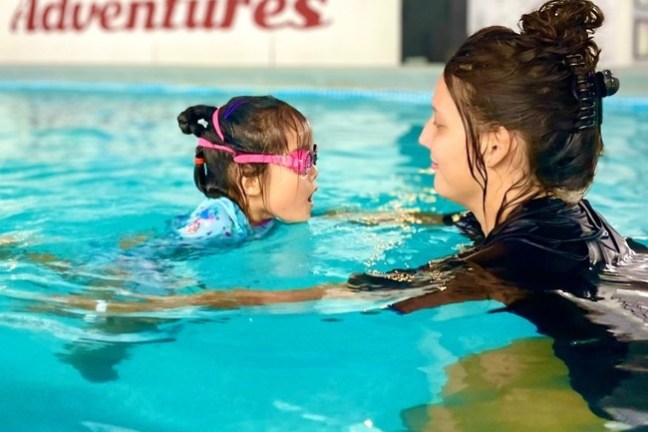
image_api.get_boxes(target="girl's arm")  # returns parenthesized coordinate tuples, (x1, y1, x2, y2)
(0, 235, 18, 247)
(323, 209, 456, 226)
(51, 261, 526, 315)
(53, 286, 333, 314)
(0, 237, 70, 272)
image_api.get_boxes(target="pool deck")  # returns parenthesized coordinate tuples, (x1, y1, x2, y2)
(0, 64, 646, 95)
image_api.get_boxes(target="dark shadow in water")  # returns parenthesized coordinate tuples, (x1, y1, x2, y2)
(364, 253, 648, 431)
(58, 341, 130, 382)
(401, 338, 609, 432)
(7, 295, 167, 383)
(53, 315, 177, 383)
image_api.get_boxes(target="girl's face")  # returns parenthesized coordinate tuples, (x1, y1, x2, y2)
(260, 134, 318, 223)
(419, 77, 483, 210)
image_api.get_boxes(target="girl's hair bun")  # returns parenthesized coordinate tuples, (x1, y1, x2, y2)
(177, 105, 217, 139)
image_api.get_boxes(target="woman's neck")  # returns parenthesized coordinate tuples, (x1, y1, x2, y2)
(469, 185, 545, 237)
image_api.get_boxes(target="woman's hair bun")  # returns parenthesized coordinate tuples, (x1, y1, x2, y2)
(519, 0, 603, 52)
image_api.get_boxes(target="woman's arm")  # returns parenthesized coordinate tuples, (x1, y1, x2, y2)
(391, 268, 527, 314)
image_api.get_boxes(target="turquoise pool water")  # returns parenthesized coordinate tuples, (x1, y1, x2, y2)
(0, 83, 646, 432)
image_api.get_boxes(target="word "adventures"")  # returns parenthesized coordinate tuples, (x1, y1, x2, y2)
(11, 0, 329, 32)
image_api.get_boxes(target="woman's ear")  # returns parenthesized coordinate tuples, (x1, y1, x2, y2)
(483, 126, 515, 169)
(241, 174, 262, 198)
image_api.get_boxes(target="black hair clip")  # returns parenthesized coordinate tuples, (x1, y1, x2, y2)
(593, 69, 619, 98)
(566, 54, 620, 130)
(591, 69, 620, 129)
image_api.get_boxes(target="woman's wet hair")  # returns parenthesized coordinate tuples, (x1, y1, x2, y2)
(177, 96, 313, 215)
(444, 0, 611, 220)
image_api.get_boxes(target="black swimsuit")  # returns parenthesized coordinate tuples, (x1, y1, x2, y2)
(348, 197, 648, 430)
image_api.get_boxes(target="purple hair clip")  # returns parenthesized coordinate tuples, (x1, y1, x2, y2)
(223, 98, 247, 119)
(209, 99, 246, 143)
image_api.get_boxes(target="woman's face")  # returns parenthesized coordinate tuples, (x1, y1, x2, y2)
(419, 77, 483, 209)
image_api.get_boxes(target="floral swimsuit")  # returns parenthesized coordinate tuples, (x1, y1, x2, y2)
(175, 197, 274, 243)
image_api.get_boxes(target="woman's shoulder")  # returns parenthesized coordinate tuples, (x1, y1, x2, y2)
(481, 197, 631, 269)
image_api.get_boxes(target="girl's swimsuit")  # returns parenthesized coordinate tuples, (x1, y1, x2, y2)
(117, 198, 274, 295)
(175, 197, 274, 243)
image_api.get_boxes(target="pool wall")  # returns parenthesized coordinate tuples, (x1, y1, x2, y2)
(0, 65, 646, 96)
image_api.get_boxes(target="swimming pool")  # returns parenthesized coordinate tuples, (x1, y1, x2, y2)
(0, 76, 646, 431)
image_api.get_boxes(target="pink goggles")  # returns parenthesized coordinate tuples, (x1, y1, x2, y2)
(198, 138, 317, 176)
(196, 107, 317, 176)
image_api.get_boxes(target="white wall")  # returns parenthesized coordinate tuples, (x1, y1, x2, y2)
(0, 0, 401, 66)
(3, 1, 638, 68)
(467, 0, 635, 67)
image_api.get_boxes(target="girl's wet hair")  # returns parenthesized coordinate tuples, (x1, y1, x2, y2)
(177, 96, 313, 216)
(444, 0, 608, 220)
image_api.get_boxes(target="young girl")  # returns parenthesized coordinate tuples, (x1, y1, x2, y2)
(1, 96, 318, 295)
(0, 96, 318, 381)
(174, 96, 318, 245)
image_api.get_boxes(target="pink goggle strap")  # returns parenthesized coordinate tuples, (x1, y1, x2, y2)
(195, 107, 234, 154)
(197, 138, 236, 155)
(212, 107, 225, 141)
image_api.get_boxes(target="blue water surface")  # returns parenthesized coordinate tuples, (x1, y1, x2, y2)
(0, 84, 646, 432)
